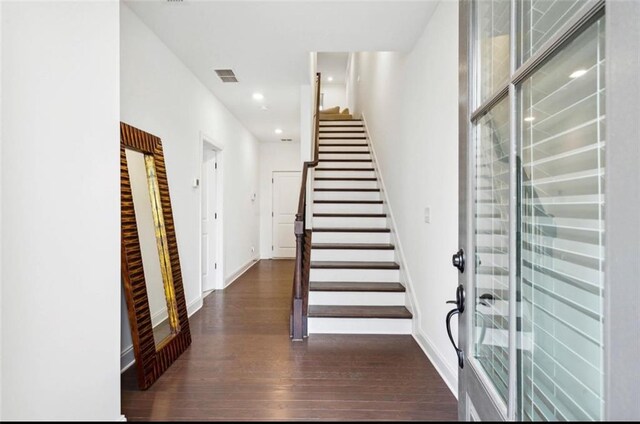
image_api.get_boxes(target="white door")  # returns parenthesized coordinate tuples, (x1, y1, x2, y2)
(202, 150, 217, 292)
(272, 171, 301, 258)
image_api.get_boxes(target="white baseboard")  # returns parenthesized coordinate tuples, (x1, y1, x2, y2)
(224, 257, 259, 288)
(361, 113, 458, 398)
(120, 346, 136, 374)
(119, 414, 127, 421)
(120, 295, 205, 373)
(414, 328, 458, 398)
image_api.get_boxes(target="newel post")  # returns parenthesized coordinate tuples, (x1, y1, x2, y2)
(291, 217, 305, 340)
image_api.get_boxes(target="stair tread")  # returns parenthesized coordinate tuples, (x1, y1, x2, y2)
(314, 188, 380, 192)
(311, 261, 400, 270)
(319, 144, 368, 147)
(319, 151, 370, 154)
(315, 168, 375, 171)
(308, 305, 412, 319)
(310, 281, 405, 292)
(313, 227, 390, 232)
(312, 243, 394, 250)
(319, 130, 365, 133)
(314, 213, 386, 218)
(314, 200, 383, 204)
(318, 159, 372, 162)
(314, 177, 376, 181)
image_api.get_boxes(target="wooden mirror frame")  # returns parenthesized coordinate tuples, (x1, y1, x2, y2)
(120, 122, 192, 390)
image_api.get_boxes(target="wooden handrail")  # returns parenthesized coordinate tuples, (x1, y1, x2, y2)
(291, 72, 321, 340)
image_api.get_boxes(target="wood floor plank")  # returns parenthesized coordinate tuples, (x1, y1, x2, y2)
(121, 259, 457, 421)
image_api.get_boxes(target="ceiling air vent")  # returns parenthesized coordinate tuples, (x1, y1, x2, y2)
(281, 138, 293, 142)
(214, 69, 238, 83)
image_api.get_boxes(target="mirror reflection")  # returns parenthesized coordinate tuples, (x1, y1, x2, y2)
(125, 148, 180, 350)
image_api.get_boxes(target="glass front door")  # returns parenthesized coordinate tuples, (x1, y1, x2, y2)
(456, 0, 610, 420)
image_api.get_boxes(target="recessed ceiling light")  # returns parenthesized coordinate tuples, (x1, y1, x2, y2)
(570, 69, 587, 79)
(275, 128, 283, 134)
(252, 92, 264, 101)
(524, 116, 535, 122)
(327, 76, 334, 82)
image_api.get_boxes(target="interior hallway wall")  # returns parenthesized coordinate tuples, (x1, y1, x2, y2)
(322, 83, 347, 110)
(120, 5, 260, 369)
(345, 1, 460, 392)
(1, 1, 121, 419)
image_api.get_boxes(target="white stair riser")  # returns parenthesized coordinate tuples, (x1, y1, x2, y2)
(308, 317, 411, 334)
(320, 133, 367, 138)
(312, 231, 390, 244)
(477, 252, 509, 268)
(313, 216, 387, 228)
(314, 180, 378, 189)
(476, 219, 508, 231)
(309, 291, 405, 306)
(319, 125, 364, 131)
(476, 234, 509, 247)
(318, 161, 373, 168)
(318, 139, 368, 145)
(310, 268, 399, 282)
(314, 170, 375, 178)
(476, 273, 509, 288)
(477, 204, 504, 215)
(319, 145, 369, 152)
(319, 153, 371, 160)
(311, 248, 395, 262)
(314, 191, 380, 201)
(313, 203, 383, 214)
(320, 121, 363, 126)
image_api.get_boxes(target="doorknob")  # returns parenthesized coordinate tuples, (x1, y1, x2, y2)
(445, 284, 465, 369)
(452, 249, 465, 273)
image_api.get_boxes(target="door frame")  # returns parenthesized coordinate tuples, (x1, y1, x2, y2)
(271, 170, 302, 259)
(199, 133, 224, 292)
(458, 0, 640, 420)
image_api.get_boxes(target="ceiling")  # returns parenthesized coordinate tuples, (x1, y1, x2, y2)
(124, 1, 439, 143)
(318, 53, 349, 85)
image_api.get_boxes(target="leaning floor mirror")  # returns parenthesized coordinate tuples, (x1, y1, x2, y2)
(120, 122, 191, 390)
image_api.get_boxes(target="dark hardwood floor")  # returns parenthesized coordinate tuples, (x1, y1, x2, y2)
(121, 259, 458, 421)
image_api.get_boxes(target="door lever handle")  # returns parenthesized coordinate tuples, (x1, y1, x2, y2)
(444, 285, 465, 369)
(446, 308, 464, 369)
(446, 285, 465, 312)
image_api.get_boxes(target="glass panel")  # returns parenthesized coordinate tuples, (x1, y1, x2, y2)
(473, 97, 510, 404)
(476, 0, 511, 105)
(520, 0, 585, 63)
(518, 17, 605, 421)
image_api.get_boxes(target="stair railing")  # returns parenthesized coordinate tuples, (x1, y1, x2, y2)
(291, 72, 321, 340)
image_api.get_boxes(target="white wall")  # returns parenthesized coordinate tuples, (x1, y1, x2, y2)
(0, 2, 4, 417)
(322, 83, 347, 110)
(120, 5, 260, 367)
(346, 2, 460, 392)
(1, 1, 121, 420)
(259, 141, 301, 258)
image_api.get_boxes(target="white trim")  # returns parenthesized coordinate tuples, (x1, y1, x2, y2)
(199, 133, 225, 291)
(120, 296, 204, 373)
(120, 414, 127, 422)
(119, 346, 136, 374)
(150, 307, 168, 328)
(361, 112, 458, 398)
(224, 257, 259, 289)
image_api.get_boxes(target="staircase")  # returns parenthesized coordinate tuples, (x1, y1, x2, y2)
(306, 119, 413, 334)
